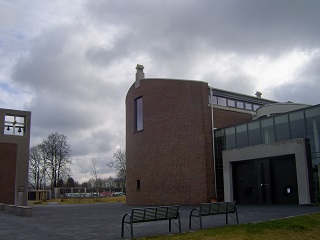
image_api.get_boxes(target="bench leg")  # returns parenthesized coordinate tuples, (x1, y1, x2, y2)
(121, 222, 133, 238)
(169, 219, 172, 232)
(226, 212, 228, 224)
(199, 216, 203, 229)
(178, 213, 182, 233)
(236, 208, 239, 224)
(121, 222, 124, 237)
(121, 218, 125, 237)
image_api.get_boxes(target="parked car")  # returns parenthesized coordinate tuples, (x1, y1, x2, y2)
(111, 192, 125, 197)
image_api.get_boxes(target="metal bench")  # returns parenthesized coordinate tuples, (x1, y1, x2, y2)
(121, 205, 181, 238)
(189, 201, 239, 229)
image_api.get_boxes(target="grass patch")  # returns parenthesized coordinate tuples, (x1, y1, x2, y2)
(139, 213, 320, 240)
(29, 196, 126, 205)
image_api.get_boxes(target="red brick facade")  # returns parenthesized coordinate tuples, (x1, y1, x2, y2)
(0, 143, 17, 204)
(126, 78, 255, 205)
(213, 108, 253, 129)
(126, 79, 213, 205)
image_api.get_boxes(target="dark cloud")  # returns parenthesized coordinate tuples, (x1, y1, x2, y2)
(3, 0, 320, 182)
(86, 0, 320, 56)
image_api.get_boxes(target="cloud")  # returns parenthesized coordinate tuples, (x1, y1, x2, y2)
(11, 22, 126, 161)
(273, 51, 320, 104)
(2, 0, 320, 182)
(86, 0, 320, 55)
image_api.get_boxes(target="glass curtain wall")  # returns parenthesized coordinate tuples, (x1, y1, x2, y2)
(214, 105, 320, 202)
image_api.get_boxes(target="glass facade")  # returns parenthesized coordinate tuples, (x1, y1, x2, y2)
(214, 105, 320, 203)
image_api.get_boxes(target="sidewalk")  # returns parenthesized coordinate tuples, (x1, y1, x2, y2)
(0, 203, 319, 240)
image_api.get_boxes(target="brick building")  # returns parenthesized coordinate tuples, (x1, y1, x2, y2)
(0, 108, 31, 206)
(125, 65, 276, 205)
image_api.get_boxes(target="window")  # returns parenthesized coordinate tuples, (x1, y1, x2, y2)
(217, 97, 227, 106)
(236, 124, 248, 148)
(305, 106, 320, 154)
(136, 180, 141, 190)
(253, 105, 260, 111)
(236, 101, 244, 109)
(289, 111, 306, 139)
(225, 127, 236, 149)
(134, 97, 143, 131)
(227, 99, 235, 107)
(4, 115, 25, 136)
(245, 103, 253, 110)
(274, 114, 290, 141)
(261, 118, 275, 144)
(210, 95, 218, 105)
(248, 121, 261, 145)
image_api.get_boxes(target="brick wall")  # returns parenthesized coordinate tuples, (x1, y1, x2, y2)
(0, 143, 17, 204)
(126, 79, 214, 205)
(213, 108, 253, 128)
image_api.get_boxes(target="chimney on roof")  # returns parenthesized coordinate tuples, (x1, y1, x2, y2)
(255, 91, 262, 98)
(135, 64, 144, 88)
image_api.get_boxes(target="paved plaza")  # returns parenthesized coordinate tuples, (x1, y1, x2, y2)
(0, 202, 320, 240)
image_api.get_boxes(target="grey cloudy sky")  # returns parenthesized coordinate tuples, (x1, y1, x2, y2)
(1, 0, 320, 182)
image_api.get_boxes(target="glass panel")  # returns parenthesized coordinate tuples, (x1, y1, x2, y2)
(217, 97, 227, 106)
(214, 129, 225, 150)
(305, 106, 320, 202)
(135, 97, 143, 131)
(261, 118, 275, 144)
(211, 96, 218, 105)
(236, 124, 248, 148)
(227, 99, 235, 107)
(305, 107, 320, 154)
(248, 121, 261, 146)
(253, 105, 260, 111)
(289, 111, 306, 139)
(225, 127, 236, 150)
(274, 114, 290, 141)
(236, 101, 244, 109)
(245, 103, 252, 110)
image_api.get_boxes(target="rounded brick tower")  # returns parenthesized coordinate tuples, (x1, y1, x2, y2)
(125, 65, 214, 205)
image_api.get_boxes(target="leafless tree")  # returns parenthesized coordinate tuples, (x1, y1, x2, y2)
(29, 145, 46, 190)
(107, 148, 126, 190)
(39, 132, 72, 189)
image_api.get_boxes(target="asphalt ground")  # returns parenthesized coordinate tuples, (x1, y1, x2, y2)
(0, 202, 320, 240)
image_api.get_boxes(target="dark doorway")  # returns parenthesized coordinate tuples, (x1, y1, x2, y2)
(233, 161, 258, 204)
(255, 159, 272, 204)
(270, 155, 299, 204)
(233, 155, 299, 204)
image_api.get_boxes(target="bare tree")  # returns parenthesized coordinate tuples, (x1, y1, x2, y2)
(107, 148, 126, 191)
(29, 145, 46, 190)
(40, 132, 72, 189)
(90, 158, 100, 196)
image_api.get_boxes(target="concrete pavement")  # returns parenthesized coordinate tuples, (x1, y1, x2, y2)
(0, 202, 320, 240)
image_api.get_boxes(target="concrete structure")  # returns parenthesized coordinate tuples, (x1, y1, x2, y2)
(253, 103, 310, 120)
(223, 138, 311, 205)
(215, 103, 320, 204)
(0, 108, 31, 206)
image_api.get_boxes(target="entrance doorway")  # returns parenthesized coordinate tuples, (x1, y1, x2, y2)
(233, 155, 298, 204)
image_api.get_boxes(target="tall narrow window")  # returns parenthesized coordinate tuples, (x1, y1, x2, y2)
(135, 97, 143, 131)
(136, 180, 141, 190)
